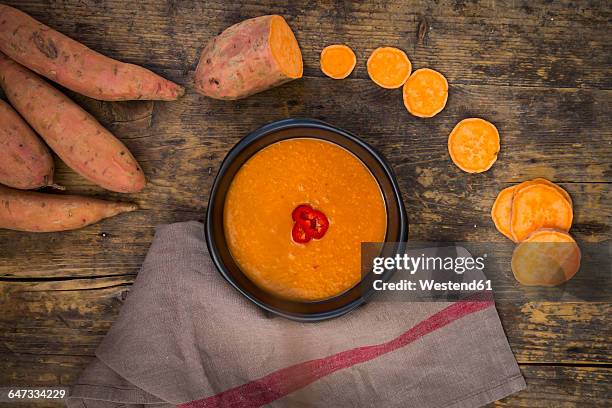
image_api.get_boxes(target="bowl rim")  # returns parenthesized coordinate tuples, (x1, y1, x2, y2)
(205, 118, 408, 321)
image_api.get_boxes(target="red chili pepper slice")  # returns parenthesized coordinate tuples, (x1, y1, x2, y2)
(291, 204, 329, 243)
(291, 222, 312, 244)
(308, 209, 329, 239)
(292, 204, 313, 225)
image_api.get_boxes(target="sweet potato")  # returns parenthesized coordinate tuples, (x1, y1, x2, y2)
(491, 178, 572, 241)
(320, 44, 356, 79)
(402, 68, 448, 118)
(367, 47, 411, 89)
(0, 185, 137, 232)
(448, 118, 500, 173)
(0, 4, 183, 101)
(491, 185, 516, 241)
(0, 99, 55, 189)
(0, 54, 145, 193)
(511, 229, 581, 286)
(194, 15, 303, 100)
(510, 183, 573, 242)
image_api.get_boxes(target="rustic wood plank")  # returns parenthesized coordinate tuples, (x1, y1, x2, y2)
(489, 365, 611, 407)
(1, 279, 610, 364)
(5, 0, 611, 89)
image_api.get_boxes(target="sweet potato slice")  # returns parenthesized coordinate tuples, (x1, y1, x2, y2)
(491, 178, 572, 241)
(402, 68, 448, 118)
(366, 47, 411, 89)
(511, 229, 581, 286)
(448, 118, 500, 173)
(320, 44, 356, 79)
(491, 185, 517, 241)
(510, 183, 573, 242)
(195, 15, 303, 100)
(0, 185, 137, 232)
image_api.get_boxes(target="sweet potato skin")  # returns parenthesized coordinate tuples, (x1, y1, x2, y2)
(194, 15, 301, 100)
(0, 5, 183, 101)
(0, 99, 54, 189)
(0, 185, 137, 232)
(0, 54, 146, 193)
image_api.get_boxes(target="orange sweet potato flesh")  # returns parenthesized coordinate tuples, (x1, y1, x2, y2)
(491, 179, 572, 241)
(195, 15, 303, 100)
(510, 183, 573, 242)
(320, 44, 356, 79)
(448, 118, 500, 173)
(0, 99, 54, 189)
(402, 68, 448, 118)
(531, 178, 572, 206)
(0, 5, 183, 101)
(491, 185, 516, 241)
(511, 229, 581, 286)
(367, 47, 411, 89)
(0, 185, 137, 232)
(0, 54, 145, 193)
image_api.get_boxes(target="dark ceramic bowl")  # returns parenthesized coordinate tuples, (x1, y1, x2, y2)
(206, 118, 407, 321)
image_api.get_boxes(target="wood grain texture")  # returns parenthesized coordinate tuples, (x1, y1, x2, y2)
(0, 0, 610, 406)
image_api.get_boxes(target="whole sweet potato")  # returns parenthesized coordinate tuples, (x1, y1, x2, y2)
(0, 54, 146, 193)
(0, 185, 137, 232)
(0, 99, 55, 189)
(0, 4, 184, 101)
(195, 15, 303, 100)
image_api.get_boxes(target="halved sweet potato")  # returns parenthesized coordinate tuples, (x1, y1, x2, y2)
(510, 183, 573, 242)
(511, 229, 581, 286)
(448, 118, 500, 173)
(366, 47, 411, 89)
(320, 44, 356, 79)
(491, 185, 517, 241)
(402, 68, 448, 118)
(195, 15, 303, 100)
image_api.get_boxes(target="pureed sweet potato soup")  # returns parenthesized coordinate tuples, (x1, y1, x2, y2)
(224, 138, 387, 301)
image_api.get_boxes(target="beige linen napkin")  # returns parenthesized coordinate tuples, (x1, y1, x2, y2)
(67, 221, 525, 408)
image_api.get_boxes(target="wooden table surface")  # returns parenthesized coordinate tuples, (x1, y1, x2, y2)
(0, 0, 610, 406)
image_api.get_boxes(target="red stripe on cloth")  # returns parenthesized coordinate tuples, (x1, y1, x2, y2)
(179, 297, 493, 408)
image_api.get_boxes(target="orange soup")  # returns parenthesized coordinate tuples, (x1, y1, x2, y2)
(224, 138, 387, 301)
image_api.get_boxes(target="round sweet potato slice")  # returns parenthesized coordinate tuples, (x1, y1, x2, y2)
(491, 178, 572, 241)
(367, 47, 411, 89)
(491, 185, 517, 241)
(510, 183, 573, 242)
(511, 229, 581, 286)
(320, 44, 356, 79)
(402, 68, 448, 118)
(448, 118, 500, 173)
